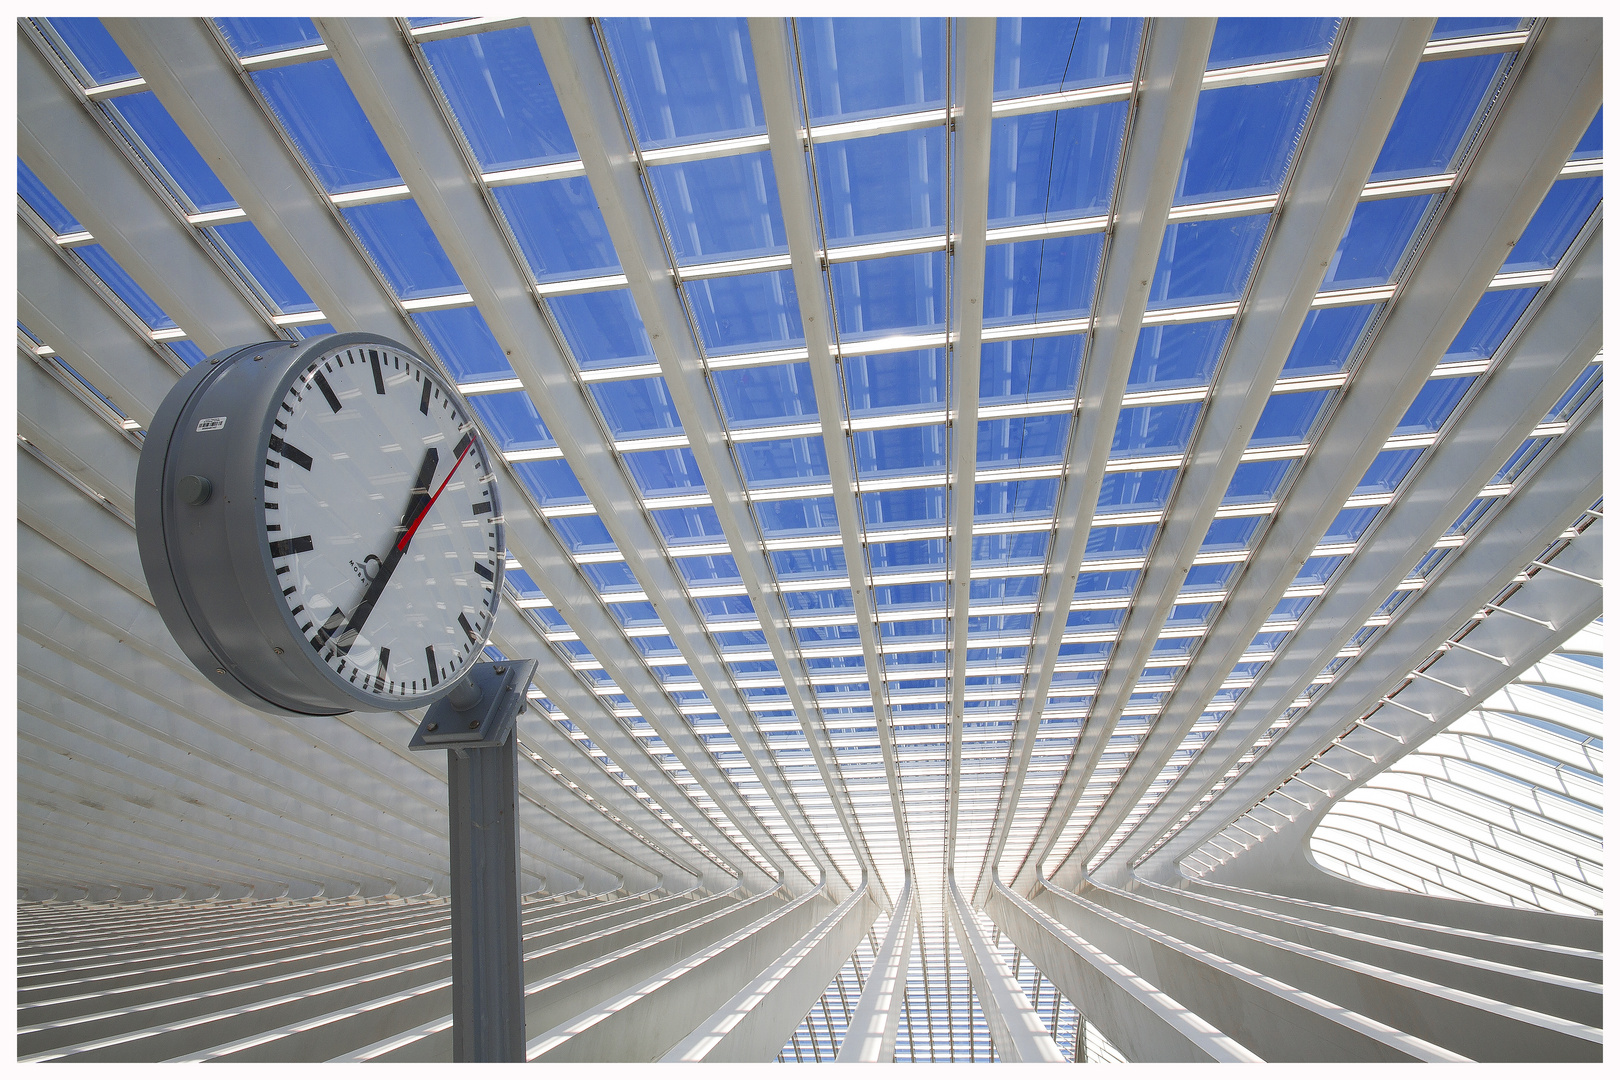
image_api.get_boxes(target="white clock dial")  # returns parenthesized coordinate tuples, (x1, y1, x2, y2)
(262, 344, 502, 705)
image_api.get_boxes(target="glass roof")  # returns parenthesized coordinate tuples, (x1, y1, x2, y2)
(14, 14, 1601, 1064)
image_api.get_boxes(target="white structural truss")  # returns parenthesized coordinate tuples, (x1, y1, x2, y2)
(13, 15, 1603, 1062)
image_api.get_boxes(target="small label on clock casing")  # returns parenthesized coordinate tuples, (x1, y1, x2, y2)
(196, 416, 227, 432)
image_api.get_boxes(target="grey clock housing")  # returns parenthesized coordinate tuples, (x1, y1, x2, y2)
(135, 333, 505, 716)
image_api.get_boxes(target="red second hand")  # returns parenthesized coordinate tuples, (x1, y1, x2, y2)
(397, 439, 474, 552)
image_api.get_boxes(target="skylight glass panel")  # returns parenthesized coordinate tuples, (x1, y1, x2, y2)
(1184, 562, 1238, 590)
(1176, 79, 1317, 203)
(1571, 109, 1601, 159)
(678, 553, 741, 584)
(108, 93, 236, 213)
(1281, 304, 1377, 376)
(43, 18, 138, 85)
(414, 307, 516, 382)
(684, 270, 804, 354)
(1322, 506, 1380, 544)
(1268, 596, 1313, 621)
(469, 391, 555, 452)
(982, 235, 1103, 326)
(1087, 524, 1156, 558)
(974, 531, 1050, 566)
(1394, 376, 1474, 435)
(1499, 178, 1601, 273)
(843, 349, 947, 417)
(1201, 515, 1261, 551)
(797, 18, 946, 122)
(816, 129, 946, 245)
(169, 340, 207, 367)
(1248, 389, 1331, 446)
(551, 514, 618, 554)
(654, 505, 727, 545)
(1429, 17, 1526, 39)
(512, 459, 587, 506)
(295, 320, 337, 340)
(1111, 402, 1202, 457)
(1319, 195, 1434, 290)
(1291, 555, 1343, 587)
(1355, 448, 1423, 495)
(864, 488, 945, 527)
(868, 539, 945, 569)
(590, 376, 683, 439)
(1224, 459, 1293, 503)
(756, 495, 840, 538)
(977, 415, 1070, 466)
(214, 17, 321, 57)
(737, 437, 830, 485)
(647, 153, 787, 264)
(852, 425, 947, 477)
(75, 245, 176, 330)
(600, 18, 765, 148)
(980, 336, 1084, 404)
(583, 562, 640, 592)
(1442, 288, 1536, 365)
(210, 221, 316, 313)
(1076, 569, 1140, 599)
(342, 199, 462, 299)
(1205, 18, 1337, 68)
(775, 546, 847, 578)
(712, 362, 819, 427)
(1129, 322, 1230, 390)
(992, 18, 1142, 98)
(830, 252, 945, 339)
(493, 178, 620, 281)
(253, 59, 400, 193)
(1097, 469, 1178, 513)
(1368, 54, 1502, 182)
(987, 104, 1129, 226)
(1544, 362, 1602, 424)
(16, 160, 82, 234)
(548, 290, 657, 370)
(1147, 214, 1269, 309)
(420, 28, 575, 170)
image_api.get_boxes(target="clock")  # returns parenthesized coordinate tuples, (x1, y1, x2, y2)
(136, 332, 505, 716)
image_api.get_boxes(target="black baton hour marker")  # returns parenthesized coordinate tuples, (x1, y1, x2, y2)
(426, 645, 439, 686)
(377, 646, 390, 684)
(269, 535, 314, 558)
(370, 349, 387, 395)
(420, 378, 432, 416)
(313, 371, 342, 413)
(459, 612, 477, 642)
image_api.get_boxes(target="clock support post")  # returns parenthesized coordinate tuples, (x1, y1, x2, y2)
(409, 659, 537, 1062)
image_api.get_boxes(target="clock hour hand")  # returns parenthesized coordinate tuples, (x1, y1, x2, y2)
(330, 448, 439, 656)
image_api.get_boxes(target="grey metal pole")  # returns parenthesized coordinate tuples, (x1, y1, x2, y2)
(409, 659, 536, 1062)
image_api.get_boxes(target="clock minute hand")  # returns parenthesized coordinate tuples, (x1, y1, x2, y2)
(331, 448, 439, 656)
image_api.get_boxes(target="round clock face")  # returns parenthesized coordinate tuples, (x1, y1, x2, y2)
(263, 343, 502, 706)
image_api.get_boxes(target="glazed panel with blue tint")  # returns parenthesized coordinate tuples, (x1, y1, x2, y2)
(755, 495, 839, 538)
(590, 377, 682, 439)
(797, 18, 945, 122)
(980, 336, 1084, 404)
(548, 291, 656, 369)
(413, 307, 514, 382)
(971, 576, 1043, 601)
(773, 546, 847, 578)
(75, 245, 175, 329)
(1269, 596, 1314, 622)
(583, 562, 640, 592)
(875, 582, 945, 610)
(1098, 469, 1177, 513)
(1075, 569, 1140, 599)
(1356, 448, 1423, 495)
(864, 488, 945, 527)
(502, 567, 544, 599)
(1322, 506, 1381, 544)
(1292, 556, 1343, 587)
(493, 178, 619, 281)
(1320, 195, 1434, 290)
(677, 553, 741, 584)
(1544, 363, 1602, 424)
(599, 18, 764, 148)
(1183, 562, 1237, 590)
(737, 437, 830, 486)
(109, 94, 235, 213)
(1206, 18, 1337, 68)
(1442, 289, 1535, 364)
(624, 448, 707, 497)
(977, 415, 1070, 466)
(254, 59, 399, 193)
(987, 104, 1129, 225)
(17, 160, 83, 234)
(420, 28, 574, 170)
(1370, 54, 1502, 182)
(1111, 402, 1202, 457)
(1572, 109, 1601, 159)
(653, 505, 726, 545)
(343, 200, 462, 299)
(831, 252, 946, 340)
(1395, 376, 1474, 435)
(1129, 322, 1230, 390)
(550, 514, 617, 554)
(1148, 214, 1269, 309)
(712, 362, 819, 427)
(1249, 389, 1331, 447)
(473, 393, 554, 453)
(684, 270, 803, 354)
(169, 341, 207, 367)
(214, 17, 321, 57)
(852, 425, 947, 478)
(1165, 603, 1215, 628)
(1281, 304, 1378, 376)
(843, 349, 946, 417)
(993, 18, 1142, 97)
(511, 459, 586, 505)
(982, 234, 1103, 326)
(211, 221, 315, 313)
(610, 601, 662, 628)
(1430, 18, 1524, 39)
(1224, 459, 1293, 503)
(1501, 178, 1600, 273)
(785, 588, 854, 613)
(868, 539, 945, 569)
(976, 479, 1059, 521)
(1087, 523, 1156, 558)
(1177, 79, 1317, 203)
(648, 153, 787, 265)
(699, 594, 757, 620)
(1201, 515, 1260, 551)
(816, 129, 945, 245)
(45, 18, 138, 84)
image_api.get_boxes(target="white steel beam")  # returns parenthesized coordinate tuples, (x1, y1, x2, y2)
(836, 878, 917, 1062)
(945, 874, 1065, 1061)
